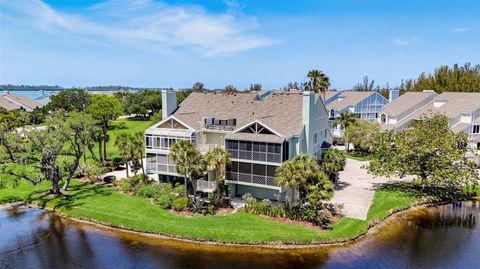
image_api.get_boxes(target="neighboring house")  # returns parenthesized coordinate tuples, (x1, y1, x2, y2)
(145, 90, 332, 201)
(379, 91, 480, 165)
(325, 91, 390, 136)
(0, 93, 44, 112)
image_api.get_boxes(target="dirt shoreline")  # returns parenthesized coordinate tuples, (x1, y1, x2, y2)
(1, 200, 444, 249)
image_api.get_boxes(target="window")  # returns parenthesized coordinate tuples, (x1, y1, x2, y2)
(266, 166, 277, 177)
(473, 125, 480, 134)
(252, 164, 266, 176)
(239, 141, 252, 151)
(477, 143, 480, 150)
(238, 162, 252, 174)
(267, 143, 281, 154)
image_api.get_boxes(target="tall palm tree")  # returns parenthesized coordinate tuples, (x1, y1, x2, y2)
(132, 132, 146, 176)
(204, 146, 231, 181)
(307, 69, 331, 95)
(204, 147, 231, 198)
(275, 161, 304, 203)
(169, 140, 205, 197)
(333, 111, 359, 151)
(114, 133, 132, 178)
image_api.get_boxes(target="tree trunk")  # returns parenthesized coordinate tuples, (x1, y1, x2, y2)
(184, 175, 188, 196)
(125, 161, 129, 178)
(88, 145, 98, 162)
(140, 157, 145, 176)
(98, 140, 103, 163)
(62, 153, 82, 191)
(5, 146, 15, 163)
(83, 146, 87, 163)
(103, 137, 107, 162)
(51, 180, 61, 195)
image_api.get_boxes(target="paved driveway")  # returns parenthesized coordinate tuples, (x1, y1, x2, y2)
(331, 158, 413, 220)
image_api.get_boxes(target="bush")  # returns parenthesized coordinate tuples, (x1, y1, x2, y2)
(115, 178, 135, 192)
(111, 157, 124, 169)
(155, 194, 176, 209)
(333, 136, 345, 145)
(172, 197, 190, 211)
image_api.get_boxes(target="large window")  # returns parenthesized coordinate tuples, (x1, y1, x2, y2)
(145, 134, 192, 150)
(146, 153, 177, 174)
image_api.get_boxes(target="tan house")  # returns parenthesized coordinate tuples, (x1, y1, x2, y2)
(145, 90, 332, 200)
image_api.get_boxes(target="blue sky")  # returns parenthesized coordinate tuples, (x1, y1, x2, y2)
(0, 0, 479, 89)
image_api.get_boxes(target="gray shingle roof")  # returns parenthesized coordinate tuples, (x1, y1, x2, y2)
(171, 91, 317, 137)
(0, 93, 43, 111)
(326, 91, 375, 111)
(381, 91, 437, 117)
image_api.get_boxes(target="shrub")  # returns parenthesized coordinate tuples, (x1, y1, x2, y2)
(173, 183, 185, 196)
(333, 136, 345, 145)
(155, 194, 176, 209)
(172, 197, 190, 211)
(115, 178, 134, 192)
(111, 157, 124, 169)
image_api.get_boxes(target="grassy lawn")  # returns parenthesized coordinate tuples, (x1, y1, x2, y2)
(341, 151, 371, 161)
(0, 179, 422, 244)
(90, 118, 153, 160)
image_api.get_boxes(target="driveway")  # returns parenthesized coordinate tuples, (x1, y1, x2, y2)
(331, 158, 413, 220)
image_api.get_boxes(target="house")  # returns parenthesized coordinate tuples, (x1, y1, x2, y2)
(145, 90, 332, 201)
(0, 93, 44, 112)
(379, 91, 480, 165)
(325, 91, 390, 136)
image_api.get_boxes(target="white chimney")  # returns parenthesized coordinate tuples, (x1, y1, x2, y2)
(389, 89, 399, 103)
(302, 91, 315, 155)
(162, 89, 177, 119)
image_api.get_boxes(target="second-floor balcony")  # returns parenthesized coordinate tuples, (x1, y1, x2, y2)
(198, 144, 224, 154)
(227, 149, 282, 163)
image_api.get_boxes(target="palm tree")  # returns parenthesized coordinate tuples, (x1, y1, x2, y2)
(320, 148, 346, 175)
(333, 111, 358, 151)
(204, 147, 231, 198)
(132, 132, 146, 176)
(275, 161, 304, 203)
(307, 69, 331, 95)
(169, 140, 205, 198)
(114, 133, 132, 178)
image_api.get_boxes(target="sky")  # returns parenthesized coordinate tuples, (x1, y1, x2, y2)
(0, 0, 479, 89)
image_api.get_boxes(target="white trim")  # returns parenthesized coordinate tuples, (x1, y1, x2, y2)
(233, 119, 285, 137)
(230, 158, 281, 166)
(225, 180, 281, 191)
(148, 115, 196, 132)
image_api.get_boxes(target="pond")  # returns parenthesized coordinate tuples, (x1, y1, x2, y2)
(0, 201, 479, 269)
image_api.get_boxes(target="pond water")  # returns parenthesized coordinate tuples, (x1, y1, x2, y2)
(0, 201, 479, 269)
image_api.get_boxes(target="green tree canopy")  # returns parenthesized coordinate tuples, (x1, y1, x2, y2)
(367, 114, 479, 194)
(344, 119, 380, 154)
(46, 88, 90, 112)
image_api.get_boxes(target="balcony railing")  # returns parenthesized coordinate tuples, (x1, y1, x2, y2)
(226, 172, 277, 187)
(227, 149, 282, 163)
(146, 163, 177, 174)
(198, 144, 224, 153)
(196, 180, 217, 193)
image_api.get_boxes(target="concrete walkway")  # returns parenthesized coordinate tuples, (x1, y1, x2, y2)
(102, 158, 156, 181)
(331, 158, 413, 220)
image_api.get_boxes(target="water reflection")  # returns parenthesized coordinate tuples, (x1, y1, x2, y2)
(1, 202, 479, 269)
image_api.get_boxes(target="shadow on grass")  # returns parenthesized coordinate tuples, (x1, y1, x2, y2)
(32, 183, 112, 211)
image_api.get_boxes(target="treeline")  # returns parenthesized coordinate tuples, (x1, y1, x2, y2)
(350, 63, 480, 96)
(400, 63, 480, 93)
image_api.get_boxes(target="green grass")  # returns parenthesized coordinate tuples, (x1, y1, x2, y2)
(90, 118, 153, 160)
(341, 151, 371, 161)
(0, 180, 422, 244)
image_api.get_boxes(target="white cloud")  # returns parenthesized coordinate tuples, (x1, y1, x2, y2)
(2, 0, 278, 57)
(451, 27, 468, 33)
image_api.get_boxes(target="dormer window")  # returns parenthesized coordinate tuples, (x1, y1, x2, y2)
(329, 109, 335, 118)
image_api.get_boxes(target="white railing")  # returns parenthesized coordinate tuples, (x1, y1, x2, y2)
(198, 144, 224, 153)
(197, 180, 217, 193)
(226, 172, 277, 186)
(227, 149, 282, 163)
